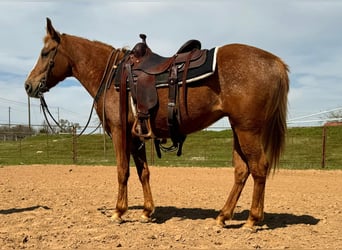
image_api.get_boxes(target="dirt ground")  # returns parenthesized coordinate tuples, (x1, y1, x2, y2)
(0, 165, 341, 249)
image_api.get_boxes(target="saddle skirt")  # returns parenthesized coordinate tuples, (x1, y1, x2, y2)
(114, 46, 218, 90)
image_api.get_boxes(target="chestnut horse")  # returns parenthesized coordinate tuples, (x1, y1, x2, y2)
(25, 18, 289, 230)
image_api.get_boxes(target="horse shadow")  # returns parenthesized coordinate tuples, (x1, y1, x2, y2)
(129, 206, 319, 230)
(0, 205, 51, 215)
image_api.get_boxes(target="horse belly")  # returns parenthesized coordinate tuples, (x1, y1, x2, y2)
(152, 85, 223, 137)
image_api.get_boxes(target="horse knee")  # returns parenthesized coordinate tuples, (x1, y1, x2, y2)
(117, 169, 130, 184)
(140, 166, 150, 182)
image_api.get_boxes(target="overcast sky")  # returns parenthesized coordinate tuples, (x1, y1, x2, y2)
(0, 0, 341, 129)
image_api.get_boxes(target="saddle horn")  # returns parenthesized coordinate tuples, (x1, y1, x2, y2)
(139, 34, 147, 44)
(132, 34, 148, 58)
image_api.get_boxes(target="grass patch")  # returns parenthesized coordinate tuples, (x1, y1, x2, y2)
(0, 127, 341, 169)
(150, 130, 233, 167)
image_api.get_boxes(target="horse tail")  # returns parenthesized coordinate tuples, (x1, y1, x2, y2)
(263, 60, 289, 175)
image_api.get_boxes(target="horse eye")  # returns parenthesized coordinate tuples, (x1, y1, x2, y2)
(41, 47, 57, 58)
(41, 50, 49, 58)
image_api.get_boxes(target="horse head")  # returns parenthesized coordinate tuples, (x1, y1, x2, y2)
(25, 18, 72, 98)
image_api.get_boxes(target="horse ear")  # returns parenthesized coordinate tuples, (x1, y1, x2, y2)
(46, 17, 60, 43)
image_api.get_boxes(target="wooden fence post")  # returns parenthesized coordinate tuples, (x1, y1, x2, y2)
(322, 122, 342, 168)
(72, 126, 77, 164)
(321, 126, 326, 168)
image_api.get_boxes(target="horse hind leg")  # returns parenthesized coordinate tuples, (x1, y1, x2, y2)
(238, 129, 269, 230)
(244, 146, 268, 231)
(216, 129, 250, 226)
(217, 128, 269, 231)
(131, 137, 155, 222)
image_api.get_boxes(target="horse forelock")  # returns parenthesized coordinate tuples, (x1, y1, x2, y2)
(43, 34, 52, 46)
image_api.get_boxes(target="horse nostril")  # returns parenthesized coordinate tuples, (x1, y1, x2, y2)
(24, 82, 32, 94)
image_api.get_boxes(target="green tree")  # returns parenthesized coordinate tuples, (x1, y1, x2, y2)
(325, 110, 342, 122)
(59, 119, 80, 133)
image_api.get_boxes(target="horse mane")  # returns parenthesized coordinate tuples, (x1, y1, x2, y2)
(62, 33, 114, 50)
(43, 32, 128, 53)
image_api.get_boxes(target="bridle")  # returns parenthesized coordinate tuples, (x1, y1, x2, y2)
(38, 44, 59, 97)
(38, 43, 64, 132)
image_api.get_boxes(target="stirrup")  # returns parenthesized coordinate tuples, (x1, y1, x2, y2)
(132, 117, 153, 139)
(154, 138, 184, 157)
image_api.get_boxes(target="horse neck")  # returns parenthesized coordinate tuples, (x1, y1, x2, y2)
(62, 34, 121, 98)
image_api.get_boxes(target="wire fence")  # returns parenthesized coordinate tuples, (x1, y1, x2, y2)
(0, 124, 341, 169)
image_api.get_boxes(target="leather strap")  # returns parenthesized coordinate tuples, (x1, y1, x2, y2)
(168, 64, 178, 129)
(119, 61, 129, 154)
(167, 64, 186, 156)
(181, 49, 196, 116)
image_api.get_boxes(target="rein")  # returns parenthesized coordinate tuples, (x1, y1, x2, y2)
(40, 95, 102, 135)
(94, 49, 122, 137)
(40, 95, 63, 132)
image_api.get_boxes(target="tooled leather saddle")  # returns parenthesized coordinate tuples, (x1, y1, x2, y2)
(114, 34, 217, 157)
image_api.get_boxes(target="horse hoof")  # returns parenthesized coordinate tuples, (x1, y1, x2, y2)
(111, 214, 123, 224)
(215, 218, 226, 228)
(140, 215, 152, 223)
(242, 224, 257, 233)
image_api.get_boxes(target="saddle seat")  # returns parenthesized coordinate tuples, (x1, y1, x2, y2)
(131, 35, 204, 75)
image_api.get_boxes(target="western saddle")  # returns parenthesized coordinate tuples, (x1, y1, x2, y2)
(119, 34, 208, 157)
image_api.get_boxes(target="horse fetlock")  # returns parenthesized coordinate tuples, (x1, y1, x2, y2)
(249, 209, 264, 225)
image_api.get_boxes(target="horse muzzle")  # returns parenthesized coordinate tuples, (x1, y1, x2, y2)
(24, 80, 49, 98)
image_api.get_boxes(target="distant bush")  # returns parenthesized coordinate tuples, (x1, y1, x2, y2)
(0, 125, 36, 141)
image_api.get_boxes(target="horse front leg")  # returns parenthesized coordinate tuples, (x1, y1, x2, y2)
(111, 128, 131, 223)
(131, 137, 155, 222)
